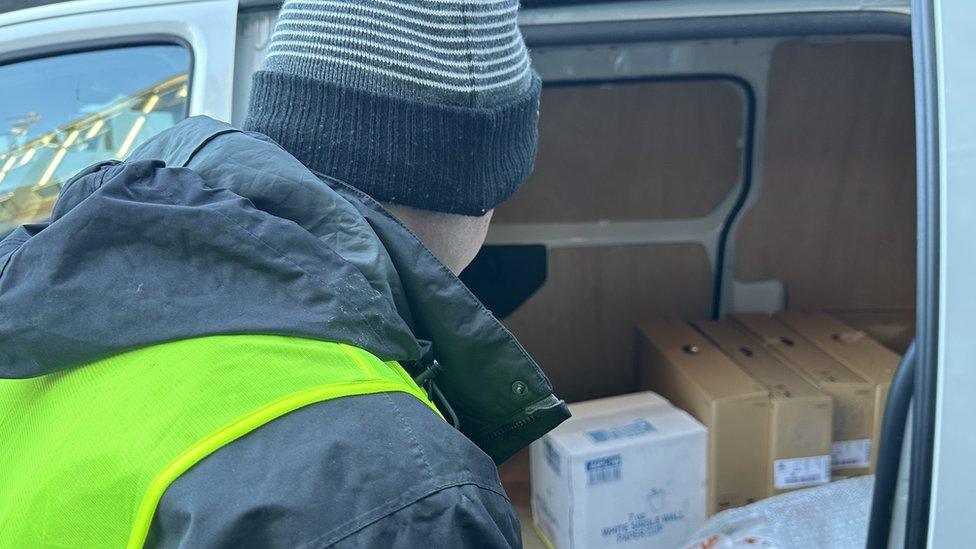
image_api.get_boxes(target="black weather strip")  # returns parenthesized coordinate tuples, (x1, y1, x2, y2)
(866, 341, 916, 549)
(521, 12, 910, 47)
(710, 84, 755, 320)
(906, 0, 940, 544)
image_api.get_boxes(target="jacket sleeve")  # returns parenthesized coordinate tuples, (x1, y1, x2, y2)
(330, 483, 523, 549)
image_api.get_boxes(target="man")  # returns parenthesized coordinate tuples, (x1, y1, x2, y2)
(0, 0, 568, 547)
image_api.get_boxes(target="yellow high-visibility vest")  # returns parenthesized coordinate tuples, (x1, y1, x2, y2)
(0, 335, 439, 548)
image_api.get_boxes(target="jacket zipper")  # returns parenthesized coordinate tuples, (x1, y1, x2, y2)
(482, 413, 537, 441)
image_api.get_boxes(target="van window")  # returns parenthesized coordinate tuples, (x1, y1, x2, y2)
(0, 44, 190, 235)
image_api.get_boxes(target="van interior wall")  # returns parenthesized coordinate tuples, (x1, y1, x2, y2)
(496, 79, 742, 402)
(734, 38, 917, 312)
(494, 37, 916, 404)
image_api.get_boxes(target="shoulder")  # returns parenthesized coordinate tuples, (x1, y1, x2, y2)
(330, 481, 521, 548)
(148, 392, 519, 548)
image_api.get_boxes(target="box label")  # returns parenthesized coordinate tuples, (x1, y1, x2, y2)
(600, 509, 686, 544)
(773, 455, 831, 489)
(832, 439, 872, 470)
(587, 418, 655, 443)
(586, 454, 622, 486)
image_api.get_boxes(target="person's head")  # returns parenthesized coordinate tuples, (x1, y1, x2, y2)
(243, 0, 540, 274)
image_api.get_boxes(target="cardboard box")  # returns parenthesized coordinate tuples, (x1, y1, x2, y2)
(731, 313, 877, 476)
(636, 319, 770, 513)
(692, 320, 834, 495)
(530, 391, 707, 549)
(775, 310, 900, 470)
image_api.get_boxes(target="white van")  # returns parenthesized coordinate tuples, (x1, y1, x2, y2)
(0, 1, 969, 547)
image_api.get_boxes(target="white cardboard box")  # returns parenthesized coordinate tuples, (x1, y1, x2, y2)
(530, 392, 707, 549)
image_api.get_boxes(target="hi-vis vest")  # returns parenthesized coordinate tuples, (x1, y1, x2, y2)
(0, 335, 440, 548)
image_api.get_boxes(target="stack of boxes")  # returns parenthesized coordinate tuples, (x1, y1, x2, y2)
(529, 311, 902, 548)
(776, 310, 901, 471)
(692, 320, 834, 495)
(635, 312, 899, 513)
(733, 313, 879, 475)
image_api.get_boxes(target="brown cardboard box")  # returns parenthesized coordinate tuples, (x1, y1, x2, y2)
(776, 310, 900, 470)
(692, 320, 834, 495)
(635, 318, 770, 514)
(731, 313, 877, 476)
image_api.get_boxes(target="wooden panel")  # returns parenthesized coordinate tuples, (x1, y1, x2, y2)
(493, 79, 743, 223)
(735, 39, 916, 310)
(504, 243, 712, 403)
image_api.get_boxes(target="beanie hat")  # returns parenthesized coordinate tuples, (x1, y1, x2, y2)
(243, 0, 541, 216)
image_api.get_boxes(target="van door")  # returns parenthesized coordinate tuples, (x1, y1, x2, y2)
(913, 0, 976, 546)
(0, 0, 237, 234)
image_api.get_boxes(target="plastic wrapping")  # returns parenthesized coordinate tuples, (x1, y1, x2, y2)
(682, 476, 874, 548)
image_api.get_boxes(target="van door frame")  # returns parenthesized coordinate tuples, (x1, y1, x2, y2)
(912, 0, 976, 546)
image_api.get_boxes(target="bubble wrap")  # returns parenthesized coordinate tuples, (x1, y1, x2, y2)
(682, 476, 874, 548)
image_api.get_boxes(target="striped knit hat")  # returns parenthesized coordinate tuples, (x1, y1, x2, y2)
(243, 0, 541, 216)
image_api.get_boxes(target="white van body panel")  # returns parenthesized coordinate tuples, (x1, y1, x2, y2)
(928, 0, 976, 545)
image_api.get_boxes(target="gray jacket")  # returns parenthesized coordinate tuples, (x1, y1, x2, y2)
(0, 117, 568, 547)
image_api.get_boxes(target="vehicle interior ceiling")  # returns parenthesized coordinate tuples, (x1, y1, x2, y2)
(489, 31, 917, 518)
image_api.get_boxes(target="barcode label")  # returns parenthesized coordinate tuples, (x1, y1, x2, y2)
(773, 455, 831, 489)
(587, 418, 655, 443)
(586, 455, 622, 486)
(832, 439, 872, 470)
